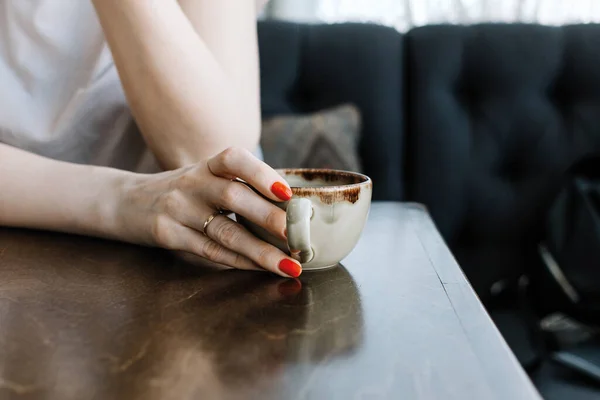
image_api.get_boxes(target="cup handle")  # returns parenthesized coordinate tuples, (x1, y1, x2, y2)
(286, 198, 314, 263)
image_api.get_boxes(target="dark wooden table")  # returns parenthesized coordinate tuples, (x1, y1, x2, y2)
(0, 202, 541, 400)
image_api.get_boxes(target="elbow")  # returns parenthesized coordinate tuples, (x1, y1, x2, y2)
(233, 100, 262, 153)
(204, 90, 262, 157)
(210, 109, 261, 157)
(245, 113, 262, 152)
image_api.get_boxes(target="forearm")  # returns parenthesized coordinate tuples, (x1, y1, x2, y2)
(92, 0, 261, 170)
(0, 144, 126, 239)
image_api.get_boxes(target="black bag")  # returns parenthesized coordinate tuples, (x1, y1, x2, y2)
(537, 154, 600, 327)
(489, 156, 600, 374)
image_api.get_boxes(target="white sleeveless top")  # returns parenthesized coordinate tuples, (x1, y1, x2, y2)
(0, 1, 163, 172)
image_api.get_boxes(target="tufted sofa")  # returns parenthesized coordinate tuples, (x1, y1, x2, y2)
(403, 27, 600, 399)
(257, 20, 600, 399)
(258, 21, 405, 202)
(406, 24, 600, 303)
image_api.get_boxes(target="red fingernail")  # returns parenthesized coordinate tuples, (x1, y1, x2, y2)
(278, 279, 302, 296)
(279, 259, 302, 278)
(271, 181, 292, 201)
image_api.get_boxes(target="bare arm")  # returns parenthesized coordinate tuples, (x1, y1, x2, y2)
(0, 143, 124, 238)
(0, 143, 300, 277)
(91, 0, 262, 170)
(0, 1, 303, 277)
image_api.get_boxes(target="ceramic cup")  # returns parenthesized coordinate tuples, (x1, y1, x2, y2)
(236, 169, 372, 270)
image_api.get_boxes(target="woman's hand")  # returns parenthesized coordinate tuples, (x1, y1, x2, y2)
(0, 144, 300, 277)
(116, 147, 302, 278)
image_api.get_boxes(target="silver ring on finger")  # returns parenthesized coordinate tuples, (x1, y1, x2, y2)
(201, 210, 223, 235)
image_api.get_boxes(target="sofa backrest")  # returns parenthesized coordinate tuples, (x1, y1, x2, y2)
(257, 21, 405, 201)
(405, 24, 600, 298)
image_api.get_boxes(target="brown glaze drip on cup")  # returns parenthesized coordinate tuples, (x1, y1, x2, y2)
(288, 169, 367, 185)
(280, 169, 371, 205)
(292, 185, 367, 205)
(233, 169, 372, 205)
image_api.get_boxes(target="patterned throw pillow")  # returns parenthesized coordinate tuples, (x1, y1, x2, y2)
(260, 104, 363, 172)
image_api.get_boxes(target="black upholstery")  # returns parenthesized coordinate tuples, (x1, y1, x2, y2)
(257, 21, 600, 398)
(258, 21, 405, 201)
(406, 24, 600, 300)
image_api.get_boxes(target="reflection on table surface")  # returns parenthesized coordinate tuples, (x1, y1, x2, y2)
(0, 228, 363, 399)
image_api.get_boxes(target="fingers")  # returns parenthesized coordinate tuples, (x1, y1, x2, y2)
(165, 188, 286, 243)
(151, 217, 260, 272)
(149, 147, 302, 277)
(208, 180, 287, 240)
(207, 147, 293, 203)
(156, 198, 302, 278)
(205, 214, 302, 278)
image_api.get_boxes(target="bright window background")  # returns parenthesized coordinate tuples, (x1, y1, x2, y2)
(268, 0, 600, 31)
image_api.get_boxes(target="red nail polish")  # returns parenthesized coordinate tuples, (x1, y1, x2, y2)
(279, 259, 302, 278)
(271, 182, 292, 201)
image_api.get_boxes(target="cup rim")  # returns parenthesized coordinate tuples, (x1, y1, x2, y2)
(275, 168, 372, 191)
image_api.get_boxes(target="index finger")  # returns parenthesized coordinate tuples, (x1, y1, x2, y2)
(207, 147, 292, 202)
